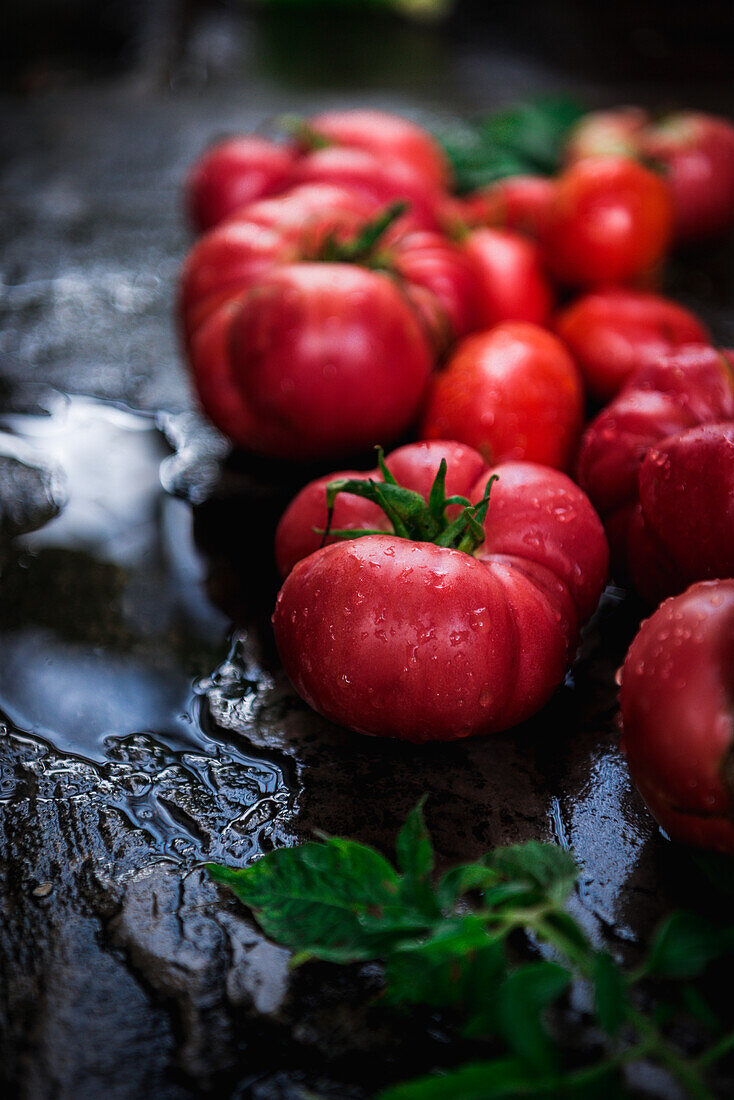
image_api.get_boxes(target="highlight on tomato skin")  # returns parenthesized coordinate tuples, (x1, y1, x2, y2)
(272, 443, 608, 742)
(619, 580, 734, 854)
(554, 288, 710, 402)
(541, 156, 673, 287)
(421, 322, 584, 472)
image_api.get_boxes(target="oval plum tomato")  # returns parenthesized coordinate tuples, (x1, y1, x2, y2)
(186, 136, 295, 233)
(290, 145, 442, 230)
(619, 580, 734, 853)
(205, 262, 433, 461)
(461, 176, 555, 238)
(272, 442, 608, 741)
(421, 322, 584, 471)
(554, 288, 709, 401)
(305, 108, 451, 191)
(463, 228, 553, 328)
(642, 112, 734, 244)
(542, 157, 673, 286)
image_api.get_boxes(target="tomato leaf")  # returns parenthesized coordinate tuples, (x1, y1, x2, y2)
(643, 911, 731, 979)
(495, 961, 571, 1074)
(396, 796, 434, 880)
(489, 841, 578, 904)
(592, 952, 628, 1036)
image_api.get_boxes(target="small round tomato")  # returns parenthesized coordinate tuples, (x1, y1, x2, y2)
(305, 108, 451, 191)
(273, 444, 608, 741)
(463, 228, 553, 328)
(461, 176, 555, 238)
(642, 112, 734, 243)
(213, 263, 433, 460)
(185, 136, 295, 233)
(421, 322, 584, 470)
(554, 288, 709, 401)
(542, 157, 673, 286)
(564, 107, 648, 164)
(619, 580, 734, 853)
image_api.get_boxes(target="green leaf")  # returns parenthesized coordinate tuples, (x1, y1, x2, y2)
(496, 962, 571, 1074)
(207, 836, 418, 963)
(643, 912, 729, 980)
(436, 861, 498, 910)
(592, 952, 627, 1036)
(396, 798, 434, 880)
(489, 842, 578, 904)
(377, 1057, 541, 1100)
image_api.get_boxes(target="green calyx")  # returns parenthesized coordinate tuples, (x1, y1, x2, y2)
(323, 448, 498, 556)
(317, 202, 408, 268)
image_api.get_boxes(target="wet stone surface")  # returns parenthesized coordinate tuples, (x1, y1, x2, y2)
(2, 4, 734, 1098)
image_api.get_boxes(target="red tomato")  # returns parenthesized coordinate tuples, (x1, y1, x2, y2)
(563, 107, 648, 164)
(306, 108, 451, 191)
(387, 229, 481, 346)
(542, 157, 673, 286)
(185, 136, 295, 233)
(224, 182, 376, 237)
(619, 580, 734, 853)
(197, 263, 433, 460)
(554, 288, 709, 401)
(273, 442, 608, 741)
(642, 112, 734, 244)
(463, 228, 553, 328)
(577, 347, 734, 596)
(421, 322, 584, 471)
(290, 145, 442, 230)
(461, 176, 555, 238)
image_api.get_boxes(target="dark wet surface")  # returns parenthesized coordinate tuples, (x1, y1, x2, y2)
(2, 2, 734, 1098)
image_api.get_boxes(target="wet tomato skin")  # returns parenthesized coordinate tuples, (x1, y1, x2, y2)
(186, 136, 295, 233)
(275, 440, 488, 578)
(421, 322, 584, 471)
(554, 288, 709, 401)
(273, 458, 607, 742)
(542, 157, 672, 286)
(222, 263, 433, 461)
(464, 228, 553, 328)
(306, 108, 451, 191)
(619, 580, 734, 853)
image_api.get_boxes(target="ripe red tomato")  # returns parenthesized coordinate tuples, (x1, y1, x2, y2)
(225, 182, 376, 237)
(577, 346, 734, 597)
(461, 176, 555, 238)
(273, 441, 608, 741)
(197, 263, 433, 460)
(463, 228, 553, 328)
(421, 322, 584, 470)
(619, 580, 734, 853)
(642, 112, 734, 243)
(185, 136, 295, 233)
(563, 107, 648, 164)
(554, 288, 709, 401)
(542, 157, 673, 286)
(305, 108, 451, 191)
(290, 145, 443, 230)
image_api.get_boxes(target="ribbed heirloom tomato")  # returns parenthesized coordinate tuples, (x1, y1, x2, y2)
(273, 441, 608, 742)
(619, 580, 734, 853)
(421, 322, 583, 471)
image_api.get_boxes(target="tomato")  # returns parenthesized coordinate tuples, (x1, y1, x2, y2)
(196, 263, 433, 460)
(290, 145, 443, 230)
(461, 176, 555, 238)
(564, 107, 648, 164)
(224, 182, 376, 237)
(421, 322, 584, 471)
(463, 228, 553, 328)
(387, 229, 481, 346)
(273, 442, 608, 741)
(554, 289, 709, 401)
(185, 136, 295, 233)
(619, 580, 734, 853)
(641, 112, 734, 244)
(305, 108, 451, 191)
(542, 157, 673, 286)
(576, 346, 734, 597)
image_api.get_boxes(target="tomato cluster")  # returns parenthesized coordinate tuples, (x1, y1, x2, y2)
(178, 105, 734, 850)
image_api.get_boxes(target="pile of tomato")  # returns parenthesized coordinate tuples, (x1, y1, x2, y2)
(179, 106, 734, 854)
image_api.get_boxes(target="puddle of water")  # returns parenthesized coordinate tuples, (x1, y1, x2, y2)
(0, 393, 291, 864)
